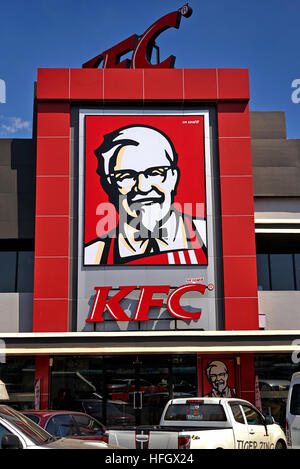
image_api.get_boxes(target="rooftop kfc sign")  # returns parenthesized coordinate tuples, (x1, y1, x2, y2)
(83, 4, 193, 69)
(86, 283, 207, 323)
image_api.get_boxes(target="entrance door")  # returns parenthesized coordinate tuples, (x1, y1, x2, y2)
(104, 354, 197, 427)
(104, 355, 170, 427)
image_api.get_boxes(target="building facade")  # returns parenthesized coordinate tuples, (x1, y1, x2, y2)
(0, 68, 299, 430)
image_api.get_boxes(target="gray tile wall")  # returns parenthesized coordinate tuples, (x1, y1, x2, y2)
(0, 139, 35, 332)
(250, 112, 300, 197)
(0, 139, 35, 238)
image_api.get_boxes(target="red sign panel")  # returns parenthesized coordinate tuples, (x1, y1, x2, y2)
(84, 115, 207, 266)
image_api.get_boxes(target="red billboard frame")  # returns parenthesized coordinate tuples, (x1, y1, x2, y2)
(33, 67, 258, 332)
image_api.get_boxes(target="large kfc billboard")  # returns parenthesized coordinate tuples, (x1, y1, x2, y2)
(76, 109, 222, 332)
(84, 115, 207, 266)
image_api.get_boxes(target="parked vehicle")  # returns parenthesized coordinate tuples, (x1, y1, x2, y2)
(259, 379, 290, 429)
(108, 397, 287, 449)
(22, 410, 108, 443)
(107, 379, 156, 394)
(0, 405, 120, 449)
(76, 397, 135, 426)
(259, 379, 290, 392)
(286, 372, 300, 448)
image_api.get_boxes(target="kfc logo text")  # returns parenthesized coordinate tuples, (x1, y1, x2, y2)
(82, 4, 193, 69)
(86, 283, 207, 322)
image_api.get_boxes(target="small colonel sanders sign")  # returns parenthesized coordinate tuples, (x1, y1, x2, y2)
(84, 115, 207, 266)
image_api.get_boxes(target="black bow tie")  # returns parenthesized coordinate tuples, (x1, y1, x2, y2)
(133, 227, 168, 243)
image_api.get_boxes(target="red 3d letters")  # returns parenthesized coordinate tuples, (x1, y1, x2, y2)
(86, 283, 207, 322)
(82, 5, 192, 69)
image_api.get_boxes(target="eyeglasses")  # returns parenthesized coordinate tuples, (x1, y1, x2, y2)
(108, 165, 174, 188)
(209, 373, 227, 381)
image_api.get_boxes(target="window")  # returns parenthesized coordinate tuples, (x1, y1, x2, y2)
(17, 251, 34, 292)
(0, 240, 34, 293)
(230, 404, 245, 424)
(164, 403, 227, 422)
(269, 254, 295, 290)
(256, 234, 300, 291)
(257, 253, 300, 291)
(290, 384, 300, 415)
(72, 414, 105, 436)
(242, 405, 264, 426)
(254, 353, 298, 429)
(24, 414, 40, 425)
(46, 415, 78, 438)
(0, 252, 17, 292)
(295, 254, 300, 290)
(0, 423, 11, 449)
(257, 254, 270, 290)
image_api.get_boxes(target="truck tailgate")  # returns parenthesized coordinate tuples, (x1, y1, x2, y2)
(108, 429, 179, 449)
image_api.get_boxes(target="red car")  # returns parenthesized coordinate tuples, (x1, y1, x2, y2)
(22, 410, 108, 443)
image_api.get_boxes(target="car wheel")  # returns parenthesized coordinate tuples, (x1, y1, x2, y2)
(275, 440, 286, 449)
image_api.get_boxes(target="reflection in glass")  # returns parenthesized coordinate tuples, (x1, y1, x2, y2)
(257, 254, 270, 290)
(295, 254, 300, 290)
(0, 251, 17, 292)
(270, 254, 295, 290)
(17, 251, 34, 292)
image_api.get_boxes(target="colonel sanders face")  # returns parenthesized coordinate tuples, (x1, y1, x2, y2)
(206, 361, 229, 395)
(96, 125, 180, 233)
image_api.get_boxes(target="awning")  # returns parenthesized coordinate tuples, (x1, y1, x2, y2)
(0, 330, 299, 355)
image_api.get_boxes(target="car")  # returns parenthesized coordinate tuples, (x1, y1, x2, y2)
(0, 405, 121, 449)
(22, 410, 108, 443)
(76, 398, 135, 427)
(107, 379, 158, 395)
(258, 379, 290, 429)
(259, 379, 290, 392)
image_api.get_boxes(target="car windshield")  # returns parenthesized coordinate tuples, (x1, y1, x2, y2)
(0, 407, 55, 445)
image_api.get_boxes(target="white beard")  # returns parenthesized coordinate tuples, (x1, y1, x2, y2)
(139, 203, 162, 233)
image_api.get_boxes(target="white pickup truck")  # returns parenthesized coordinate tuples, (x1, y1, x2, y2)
(108, 397, 287, 449)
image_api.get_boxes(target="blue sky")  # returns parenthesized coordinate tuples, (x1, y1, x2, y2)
(0, 0, 299, 138)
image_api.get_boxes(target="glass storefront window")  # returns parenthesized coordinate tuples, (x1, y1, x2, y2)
(0, 357, 35, 410)
(255, 354, 300, 429)
(50, 354, 197, 427)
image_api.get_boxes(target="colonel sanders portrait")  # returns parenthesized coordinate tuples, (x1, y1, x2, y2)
(84, 124, 207, 265)
(204, 361, 236, 398)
